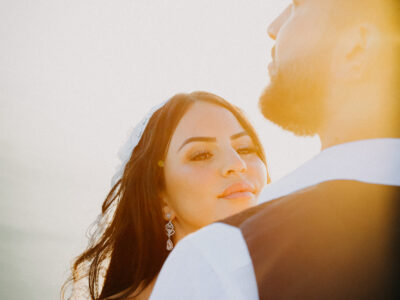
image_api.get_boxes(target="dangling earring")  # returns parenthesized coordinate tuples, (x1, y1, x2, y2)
(165, 213, 175, 251)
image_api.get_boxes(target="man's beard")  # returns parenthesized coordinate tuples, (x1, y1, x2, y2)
(259, 57, 329, 136)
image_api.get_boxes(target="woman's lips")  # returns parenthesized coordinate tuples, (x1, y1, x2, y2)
(218, 182, 256, 199)
(222, 191, 254, 199)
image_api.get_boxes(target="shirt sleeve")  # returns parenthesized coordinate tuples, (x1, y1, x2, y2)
(150, 223, 258, 300)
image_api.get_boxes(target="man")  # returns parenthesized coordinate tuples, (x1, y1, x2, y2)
(150, 0, 400, 299)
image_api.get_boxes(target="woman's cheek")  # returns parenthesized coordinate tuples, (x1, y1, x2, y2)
(174, 164, 217, 202)
(247, 157, 268, 189)
(183, 162, 217, 183)
(172, 165, 219, 229)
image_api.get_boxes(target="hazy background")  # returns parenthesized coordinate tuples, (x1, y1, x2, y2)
(0, 0, 320, 299)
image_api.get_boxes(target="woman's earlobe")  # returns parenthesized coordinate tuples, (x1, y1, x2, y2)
(162, 205, 175, 221)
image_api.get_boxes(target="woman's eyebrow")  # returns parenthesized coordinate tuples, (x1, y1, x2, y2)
(178, 132, 249, 152)
(178, 137, 217, 152)
(231, 131, 248, 140)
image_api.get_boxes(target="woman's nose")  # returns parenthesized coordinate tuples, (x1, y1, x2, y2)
(221, 151, 247, 177)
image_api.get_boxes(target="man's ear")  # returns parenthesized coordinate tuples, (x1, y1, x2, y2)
(331, 23, 378, 82)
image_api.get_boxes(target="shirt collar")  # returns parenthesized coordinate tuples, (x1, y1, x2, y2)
(259, 138, 400, 203)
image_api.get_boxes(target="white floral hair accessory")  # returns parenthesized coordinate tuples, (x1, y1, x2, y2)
(110, 100, 168, 187)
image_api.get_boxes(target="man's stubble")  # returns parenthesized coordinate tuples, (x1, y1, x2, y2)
(259, 52, 330, 137)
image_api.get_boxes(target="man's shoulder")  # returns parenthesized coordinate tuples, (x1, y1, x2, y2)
(152, 224, 258, 299)
(221, 179, 400, 299)
(222, 179, 400, 228)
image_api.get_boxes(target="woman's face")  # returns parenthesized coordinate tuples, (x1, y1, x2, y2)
(162, 101, 267, 239)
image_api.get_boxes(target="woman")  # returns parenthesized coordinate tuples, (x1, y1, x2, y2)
(63, 91, 270, 300)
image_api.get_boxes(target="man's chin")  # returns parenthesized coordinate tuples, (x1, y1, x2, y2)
(259, 84, 321, 137)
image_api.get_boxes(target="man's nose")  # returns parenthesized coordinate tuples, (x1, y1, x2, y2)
(267, 4, 292, 40)
(221, 151, 247, 177)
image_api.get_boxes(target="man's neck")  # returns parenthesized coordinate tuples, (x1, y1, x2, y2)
(319, 84, 399, 150)
(320, 128, 399, 150)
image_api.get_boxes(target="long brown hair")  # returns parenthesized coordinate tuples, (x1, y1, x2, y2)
(62, 91, 269, 300)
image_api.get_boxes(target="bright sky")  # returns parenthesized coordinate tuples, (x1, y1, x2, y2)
(0, 1, 320, 299)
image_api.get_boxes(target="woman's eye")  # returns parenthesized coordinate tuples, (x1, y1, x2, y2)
(190, 151, 213, 161)
(237, 147, 256, 155)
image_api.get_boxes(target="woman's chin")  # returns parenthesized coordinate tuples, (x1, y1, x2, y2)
(216, 197, 257, 220)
